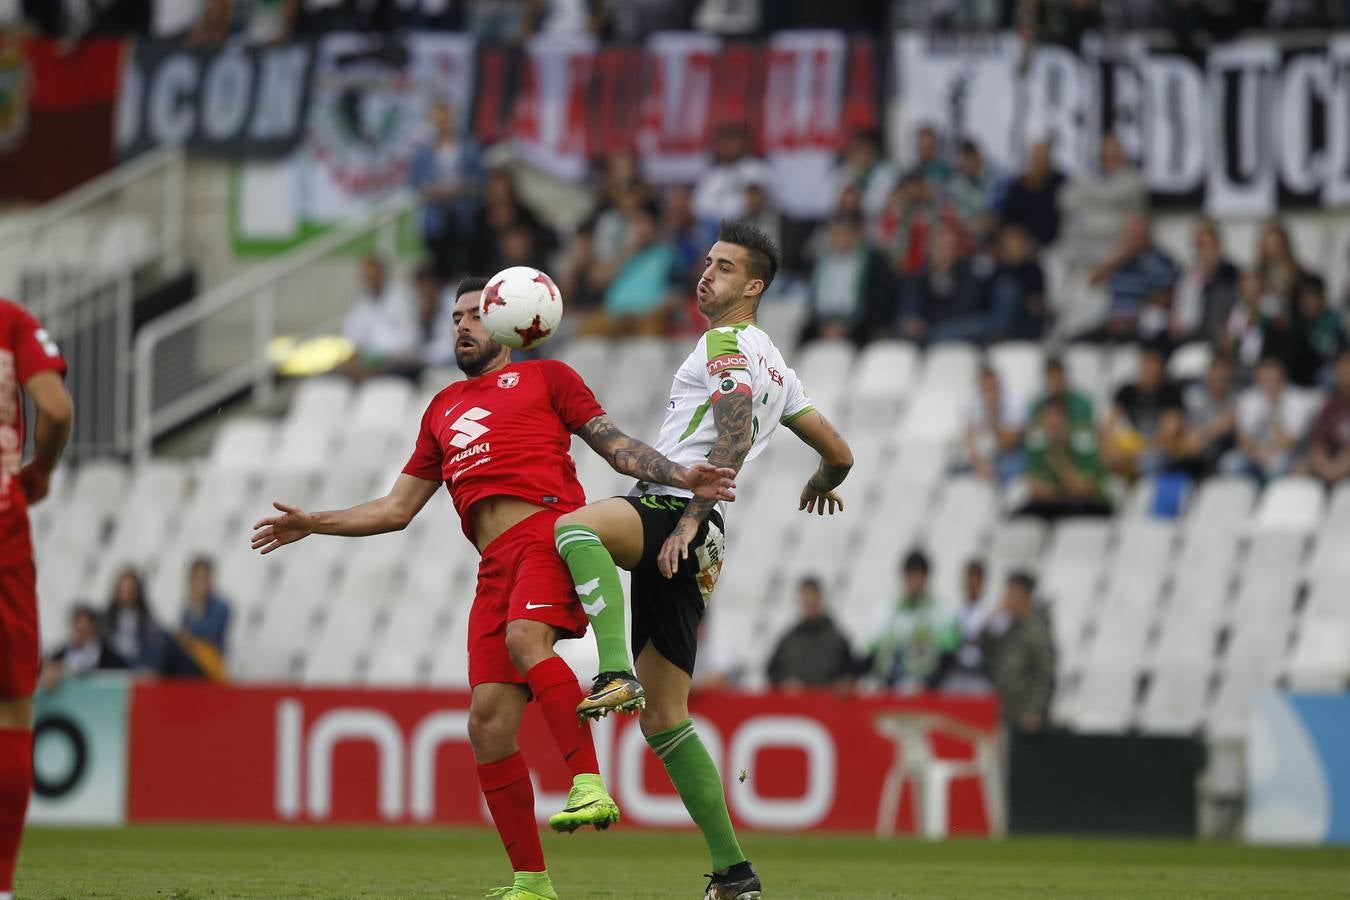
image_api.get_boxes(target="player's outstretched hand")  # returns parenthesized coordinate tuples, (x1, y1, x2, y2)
(657, 526, 696, 579)
(251, 501, 317, 554)
(17, 462, 50, 505)
(684, 461, 737, 501)
(799, 482, 844, 516)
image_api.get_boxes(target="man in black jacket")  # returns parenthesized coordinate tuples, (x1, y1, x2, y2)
(766, 577, 855, 690)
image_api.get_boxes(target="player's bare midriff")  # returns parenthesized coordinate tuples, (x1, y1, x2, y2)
(468, 495, 550, 553)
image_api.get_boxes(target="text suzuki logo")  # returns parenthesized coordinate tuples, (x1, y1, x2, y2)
(447, 407, 491, 449)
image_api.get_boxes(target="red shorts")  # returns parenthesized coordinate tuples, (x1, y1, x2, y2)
(468, 509, 588, 688)
(0, 559, 39, 698)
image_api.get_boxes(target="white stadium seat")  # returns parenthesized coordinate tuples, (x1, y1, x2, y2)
(1138, 663, 1209, 735)
(1285, 620, 1350, 691)
(987, 342, 1044, 401)
(70, 460, 130, 526)
(1185, 476, 1257, 536)
(1168, 342, 1212, 382)
(1252, 476, 1325, 534)
(854, 340, 919, 404)
(209, 418, 275, 473)
(352, 377, 414, 431)
(556, 336, 612, 388)
(288, 377, 351, 426)
(1071, 662, 1138, 733)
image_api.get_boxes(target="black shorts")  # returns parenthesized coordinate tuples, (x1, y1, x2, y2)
(623, 493, 726, 677)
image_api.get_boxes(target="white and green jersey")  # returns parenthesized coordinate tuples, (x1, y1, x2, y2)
(640, 322, 813, 501)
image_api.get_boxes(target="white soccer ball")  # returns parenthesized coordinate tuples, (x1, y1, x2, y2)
(480, 266, 564, 349)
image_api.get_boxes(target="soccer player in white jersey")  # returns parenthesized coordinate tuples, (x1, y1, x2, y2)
(553, 221, 853, 899)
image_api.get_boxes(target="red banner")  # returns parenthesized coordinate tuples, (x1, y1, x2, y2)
(127, 683, 999, 835)
(0, 34, 123, 201)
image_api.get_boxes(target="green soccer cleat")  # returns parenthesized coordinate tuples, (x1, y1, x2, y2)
(484, 888, 557, 900)
(576, 671, 646, 721)
(547, 773, 621, 833)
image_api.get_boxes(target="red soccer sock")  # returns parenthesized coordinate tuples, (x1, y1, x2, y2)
(477, 752, 545, 874)
(525, 656, 600, 778)
(0, 728, 33, 894)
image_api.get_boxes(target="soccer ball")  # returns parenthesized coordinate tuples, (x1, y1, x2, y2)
(480, 266, 563, 349)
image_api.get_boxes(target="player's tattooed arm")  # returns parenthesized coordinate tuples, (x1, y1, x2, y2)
(657, 391, 754, 577)
(578, 414, 736, 499)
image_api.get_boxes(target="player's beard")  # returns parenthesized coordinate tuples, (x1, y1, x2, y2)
(455, 336, 506, 377)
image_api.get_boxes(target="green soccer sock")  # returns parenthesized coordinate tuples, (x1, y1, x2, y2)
(554, 524, 631, 674)
(647, 719, 746, 872)
(513, 869, 558, 899)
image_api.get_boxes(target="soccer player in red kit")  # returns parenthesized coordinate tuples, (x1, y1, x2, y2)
(0, 299, 73, 900)
(251, 276, 734, 900)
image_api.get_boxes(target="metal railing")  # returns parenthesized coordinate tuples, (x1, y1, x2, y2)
(2, 146, 187, 459)
(132, 195, 411, 461)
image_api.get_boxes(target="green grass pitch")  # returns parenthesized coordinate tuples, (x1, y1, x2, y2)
(18, 825, 1350, 899)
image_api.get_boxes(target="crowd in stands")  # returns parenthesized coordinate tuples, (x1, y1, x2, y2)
(40, 558, 233, 689)
(764, 553, 1057, 731)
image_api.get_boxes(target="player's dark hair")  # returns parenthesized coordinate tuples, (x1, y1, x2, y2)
(189, 555, 214, 576)
(1007, 570, 1037, 595)
(456, 276, 490, 299)
(717, 220, 780, 289)
(798, 575, 823, 593)
(1045, 355, 1066, 375)
(902, 549, 930, 574)
(965, 558, 986, 577)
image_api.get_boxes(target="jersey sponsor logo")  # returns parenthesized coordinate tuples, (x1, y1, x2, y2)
(446, 407, 491, 449)
(497, 372, 520, 389)
(449, 442, 491, 465)
(706, 353, 748, 376)
(755, 353, 785, 386)
(450, 455, 493, 482)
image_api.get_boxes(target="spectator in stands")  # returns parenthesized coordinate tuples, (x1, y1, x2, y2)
(800, 211, 895, 346)
(986, 223, 1048, 340)
(981, 570, 1056, 731)
(1265, 279, 1348, 388)
(998, 140, 1065, 248)
(1220, 269, 1279, 369)
(414, 265, 456, 369)
(582, 204, 675, 337)
(1029, 356, 1094, 427)
(469, 168, 556, 275)
(1019, 398, 1113, 520)
(876, 173, 940, 277)
(692, 124, 768, 228)
(867, 550, 957, 691)
(964, 365, 1027, 484)
(1256, 220, 1315, 310)
(465, 0, 536, 42)
(178, 557, 232, 675)
(39, 604, 126, 691)
(1180, 354, 1239, 476)
(900, 220, 990, 344)
(341, 255, 421, 382)
(944, 140, 999, 247)
(1170, 218, 1239, 345)
(766, 576, 856, 691)
(104, 567, 166, 672)
(662, 185, 714, 289)
(1084, 212, 1180, 343)
(1101, 345, 1186, 476)
(826, 130, 897, 219)
(740, 180, 784, 259)
(1307, 350, 1350, 485)
(1058, 133, 1147, 275)
(409, 99, 481, 279)
(938, 559, 993, 693)
(908, 124, 952, 188)
(1224, 356, 1316, 481)
(557, 224, 606, 316)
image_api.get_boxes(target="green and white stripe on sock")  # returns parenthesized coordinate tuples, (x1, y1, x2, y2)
(646, 718, 746, 871)
(650, 720, 700, 761)
(554, 524, 631, 674)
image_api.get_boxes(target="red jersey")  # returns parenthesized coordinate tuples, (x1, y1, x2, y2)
(403, 359, 604, 541)
(0, 299, 67, 563)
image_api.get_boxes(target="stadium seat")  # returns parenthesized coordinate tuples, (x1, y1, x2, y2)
(1151, 609, 1220, 668)
(69, 460, 130, 527)
(1288, 218, 1330, 275)
(1284, 620, 1350, 691)
(895, 385, 966, 444)
(352, 377, 414, 431)
(420, 367, 463, 394)
(1064, 345, 1105, 414)
(1153, 216, 1193, 267)
(1104, 344, 1140, 394)
(1219, 220, 1260, 269)
(209, 418, 276, 473)
(987, 342, 1044, 402)
(125, 459, 190, 519)
(918, 343, 979, 396)
(1119, 476, 1158, 519)
(1070, 662, 1139, 733)
(301, 598, 385, 684)
(1138, 663, 1210, 735)
(1207, 661, 1276, 740)
(987, 517, 1046, 575)
(365, 601, 443, 686)
(334, 552, 403, 607)
(795, 341, 856, 412)
(756, 297, 808, 352)
(854, 340, 918, 405)
(1184, 476, 1257, 536)
(556, 336, 612, 388)
(1168, 342, 1212, 382)
(288, 377, 352, 426)
(275, 422, 335, 471)
(235, 578, 324, 682)
(1252, 476, 1325, 534)
(426, 601, 474, 688)
(1302, 573, 1349, 622)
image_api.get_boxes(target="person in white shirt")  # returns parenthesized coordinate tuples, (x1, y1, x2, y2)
(341, 255, 421, 381)
(691, 124, 769, 229)
(1223, 356, 1318, 480)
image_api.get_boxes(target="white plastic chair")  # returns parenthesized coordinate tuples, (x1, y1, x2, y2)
(1285, 619, 1350, 691)
(1138, 663, 1209, 735)
(1070, 662, 1138, 733)
(352, 377, 415, 431)
(1184, 476, 1257, 537)
(988, 342, 1045, 401)
(288, 377, 352, 426)
(855, 340, 919, 404)
(873, 712, 1004, 839)
(70, 460, 129, 524)
(1168, 342, 1212, 382)
(1252, 476, 1325, 534)
(208, 418, 276, 473)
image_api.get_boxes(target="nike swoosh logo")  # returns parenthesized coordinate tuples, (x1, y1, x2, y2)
(523, 601, 554, 610)
(443, 400, 464, 418)
(563, 799, 601, 812)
